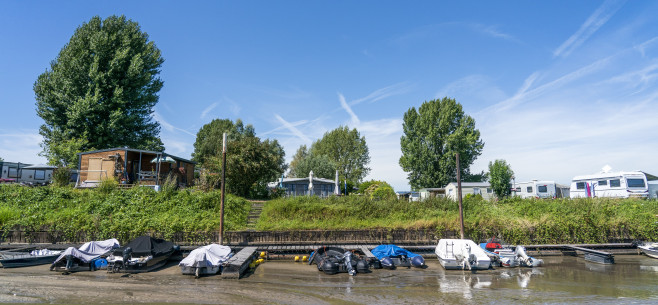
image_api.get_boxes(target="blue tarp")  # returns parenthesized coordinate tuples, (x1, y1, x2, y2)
(371, 244, 420, 260)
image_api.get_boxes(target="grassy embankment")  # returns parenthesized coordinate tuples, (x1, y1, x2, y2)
(257, 195, 658, 244)
(0, 184, 250, 243)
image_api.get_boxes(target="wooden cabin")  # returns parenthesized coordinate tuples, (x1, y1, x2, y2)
(76, 148, 195, 189)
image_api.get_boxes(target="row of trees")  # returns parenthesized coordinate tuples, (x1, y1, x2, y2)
(31, 15, 515, 199)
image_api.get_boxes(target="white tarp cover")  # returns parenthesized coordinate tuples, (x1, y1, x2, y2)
(53, 238, 120, 264)
(179, 244, 231, 268)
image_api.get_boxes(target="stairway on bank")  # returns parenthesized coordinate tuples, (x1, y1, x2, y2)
(246, 201, 265, 230)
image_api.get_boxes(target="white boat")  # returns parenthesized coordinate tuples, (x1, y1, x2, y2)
(435, 239, 491, 270)
(50, 239, 120, 272)
(638, 242, 658, 259)
(480, 238, 543, 267)
(179, 244, 232, 278)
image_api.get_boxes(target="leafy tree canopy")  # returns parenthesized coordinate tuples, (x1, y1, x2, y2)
(357, 180, 396, 200)
(34, 15, 164, 167)
(289, 153, 336, 179)
(399, 97, 484, 190)
(310, 126, 370, 184)
(193, 118, 285, 197)
(488, 159, 514, 199)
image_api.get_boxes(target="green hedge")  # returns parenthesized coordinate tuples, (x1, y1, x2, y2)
(0, 184, 250, 242)
(258, 195, 658, 244)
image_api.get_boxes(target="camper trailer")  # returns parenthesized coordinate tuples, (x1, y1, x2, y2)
(513, 180, 557, 199)
(1, 162, 55, 185)
(570, 171, 649, 199)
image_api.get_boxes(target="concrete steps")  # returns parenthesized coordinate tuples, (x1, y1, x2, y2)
(246, 202, 264, 230)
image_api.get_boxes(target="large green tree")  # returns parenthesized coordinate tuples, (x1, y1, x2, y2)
(34, 15, 164, 167)
(310, 126, 370, 184)
(289, 153, 336, 179)
(488, 159, 514, 199)
(193, 118, 285, 197)
(399, 97, 484, 190)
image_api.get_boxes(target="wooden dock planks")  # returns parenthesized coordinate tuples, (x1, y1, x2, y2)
(222, 246, 258, 279)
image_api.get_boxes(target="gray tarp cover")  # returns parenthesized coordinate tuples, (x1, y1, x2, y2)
(53, 239, 120, 264)
(179, 244, 231, 268)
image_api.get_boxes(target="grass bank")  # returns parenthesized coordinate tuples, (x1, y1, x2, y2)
(257, 195, 658, 244)
(0, 184, 250, 243)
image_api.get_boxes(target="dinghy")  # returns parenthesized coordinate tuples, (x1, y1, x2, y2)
(638, 242, 658, 259)
(50, 239, 120, 272)
(435, 239, 491, 270)
(0, 249, 61, 268)
(107, 236, 178, 273)
(480, 238, 543, 267)
(308, 246, 370, 275)
(179, 244, 232, 278)
(371, 244, 425, 269)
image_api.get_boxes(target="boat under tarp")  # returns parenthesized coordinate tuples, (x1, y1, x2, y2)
(371, 244, 425, 269)
(50, 239, 120, 272)
(179, 244, 232, 277)
(0, 249, 61, 268)
(107, 236, 178, 273)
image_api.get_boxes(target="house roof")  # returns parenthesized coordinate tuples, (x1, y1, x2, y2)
(446, 182, 490, 187)
(267, 177, 336, 188)
(77, 147, 196, 164)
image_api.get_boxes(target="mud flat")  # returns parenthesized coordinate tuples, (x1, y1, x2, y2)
(0, 256, 657, 304)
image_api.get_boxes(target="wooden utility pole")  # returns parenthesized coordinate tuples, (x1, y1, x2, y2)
(219, 133, 227, 245)
(456, 153, 465, 239)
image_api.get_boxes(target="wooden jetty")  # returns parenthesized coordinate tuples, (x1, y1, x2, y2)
(221, 246, 258, 279)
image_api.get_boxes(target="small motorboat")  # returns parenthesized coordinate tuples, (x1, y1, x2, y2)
(0, 249, 61, 268)
(480, 238, 543, 267)
(179, 244, 232, 278)
(371, 244, 425, 269)
(435, 239, 491, 270)
(107, 236, 178, 273)
(308, 246, 370, 275)
(50, 239, 120, 273)
(637, 242, 658, 259)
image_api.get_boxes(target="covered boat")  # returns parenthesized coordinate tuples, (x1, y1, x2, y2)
(480, 238, 543, 267)
(638, 242, 658, 259)
(50, 239, 120, 273)
(308, 246, 370, 275)
(107, 236, 178, 273)
(0, 249, 61, 268)
(435, 239, 491, 270)
(179, 244, 232, 278)
(371, 244, 425, 269)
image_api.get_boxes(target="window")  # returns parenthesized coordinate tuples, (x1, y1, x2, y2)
(527, 186, 533, 193)
(515, 187, 521, 192)
(486, 188, 492, 193)
(8, 167, 19, 178)
(598, 180, 607, 186)
(576, 182, 585, 190)
(538, 185, 547, 193)
(627, 179, 645, 188)
(609, 179, 620, 187)
(473, 188, 481, 195)
(34, 170, 45, 180)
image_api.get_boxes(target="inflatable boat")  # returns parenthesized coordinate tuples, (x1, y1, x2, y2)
(308, 246, 370, 275)
(371, 244, 425, 269)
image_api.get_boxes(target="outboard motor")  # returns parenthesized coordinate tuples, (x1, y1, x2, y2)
(515, 246, 542, 267)
(122, 247, 133, 269)
(65, 254, 74, 271)
(343, 251, 356, 276)
(411, 256, 425, 268)
(380, 257, 395, 269)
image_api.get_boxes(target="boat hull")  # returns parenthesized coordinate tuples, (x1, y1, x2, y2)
(435, 239, 491, 270)
(0, 253, 59, 268)
(180, 265, 221, 276)
(639, 245, 658, 259)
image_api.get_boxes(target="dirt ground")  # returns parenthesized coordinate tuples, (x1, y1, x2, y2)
(1, 256, 657, 304)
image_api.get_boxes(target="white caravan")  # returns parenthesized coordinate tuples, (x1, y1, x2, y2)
(570, 171, 649, 199)
(513, 180, 557, 199)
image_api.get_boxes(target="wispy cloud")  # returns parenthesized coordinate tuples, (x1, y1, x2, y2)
(200, 102, 218, 119)
(553, 0, 627, 57)
(351, 82, 413, 105)
(469, 24, 521, 43)
(274, 114, 311, 143)
(338, 93, 360, 125)
(153, 112, 196, 136)
(634, 35, 658, 57)
(0, 130, 45, 164)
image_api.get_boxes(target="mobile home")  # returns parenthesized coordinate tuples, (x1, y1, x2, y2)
(0, 162, 55, 185)
(569, 171, 649, 199)
(513, 180, 557, 199)
(444, 182, 494, 200)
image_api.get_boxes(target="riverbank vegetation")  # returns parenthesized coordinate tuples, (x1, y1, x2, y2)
(0, 184, 250, 242)
(258, 195, 658, 244)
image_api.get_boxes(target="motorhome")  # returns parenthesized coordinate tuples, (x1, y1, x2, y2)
(570, 171, 649, 198)
(512, 180, 557, 199)
(0, 162, 55, 185)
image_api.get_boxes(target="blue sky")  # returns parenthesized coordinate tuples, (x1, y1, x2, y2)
(1, 0, 657, 191)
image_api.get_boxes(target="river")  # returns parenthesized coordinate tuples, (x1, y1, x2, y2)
(0, 255, 656, 304)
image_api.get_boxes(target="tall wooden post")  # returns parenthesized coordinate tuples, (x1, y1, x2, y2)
(219, 133, 227, 245)
(456, 153, 465, 239)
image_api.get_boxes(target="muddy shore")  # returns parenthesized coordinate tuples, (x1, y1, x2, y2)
(0, 256, 657, 304)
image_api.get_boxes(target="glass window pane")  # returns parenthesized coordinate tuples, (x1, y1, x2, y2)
(627, 179, 645, 188)
(538, 185, 547, 193)
(610, 179, 621, 187)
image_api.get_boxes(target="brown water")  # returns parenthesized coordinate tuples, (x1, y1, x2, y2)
(0, 255, 656, 304)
